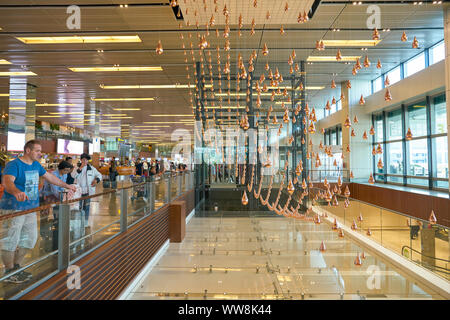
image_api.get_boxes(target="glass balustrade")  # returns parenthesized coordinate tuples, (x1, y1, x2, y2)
(309, 188, 449, 281)
(0, 171, 194, 299)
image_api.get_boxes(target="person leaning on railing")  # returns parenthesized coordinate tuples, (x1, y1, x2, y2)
(0, 140, 76, 284)
(71, 153, 102, 225)
(109, 156, 118, 188)
(64, 156, 75, 185)
(41, 160, 74, 251)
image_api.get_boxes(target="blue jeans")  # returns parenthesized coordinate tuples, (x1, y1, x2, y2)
(80, 195, 91, 223)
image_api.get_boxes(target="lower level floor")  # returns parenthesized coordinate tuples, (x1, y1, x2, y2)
(125, 214, 445, 300)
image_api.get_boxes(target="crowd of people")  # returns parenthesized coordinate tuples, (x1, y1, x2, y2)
(0, 140, 113, 284)
(0, 140, 81, 284)
(0, 140, 191, 284)
(133, 159, 187, 177)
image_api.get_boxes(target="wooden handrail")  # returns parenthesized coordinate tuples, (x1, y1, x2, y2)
(0, 172, 192, 222)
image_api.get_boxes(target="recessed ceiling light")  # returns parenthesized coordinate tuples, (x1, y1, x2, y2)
(37, 115, 62, 118)
(0, 71, 37, 76)
(9, 98, 37, 102)
(113, 108, 141, 111)
(307, 56, 361, 62)
(106, 116, 133, 119)
(150, 114, 193, 117)
(49, 112, 85, 115)
(70, 66, 162, 72)
(36, 103, 76, 107)
(99, 84, 202, 89)
(305, 86, 325, 90)
(92, 98, 154, 101)
(16, 35, 141, 44)
(135, 125, 170, 128)
(321, 40, 380, 47)
(143, 121, 195, 124)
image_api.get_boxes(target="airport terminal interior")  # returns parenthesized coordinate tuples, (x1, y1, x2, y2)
(0, 0, 448, 301)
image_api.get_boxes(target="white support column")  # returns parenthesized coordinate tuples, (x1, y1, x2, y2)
(444, 3, 450, 192)
(342, 80, 372, 181)
(9, 79, 36, 142)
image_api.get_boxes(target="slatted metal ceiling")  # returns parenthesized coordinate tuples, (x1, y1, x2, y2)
(0, 1, 445, 143)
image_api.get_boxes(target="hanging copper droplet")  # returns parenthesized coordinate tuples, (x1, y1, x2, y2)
(332, 218, 339, 230)
(336, 49, 342, 61)
(363, 55, 370, 68)
(262, 43, 269, 56)
(377, 158, 383, 170)
(412, 36, 419, 49)
(287, 179, 295, 195)
(315, 40, 321, 50)
(355, 58, 362, 70)
(344, 185, 350, 198)
(401, 31, 408, 42)
(354, 253, 363, 266)
(222, 4, 229, 16)
(241, 190, 248, 205)
(406, 127, 413, 140)
(344, 115, 351, 128)
(372, 28, 380, 41)
(376, 59, 382, 69)
(384, 88, 392, 101)
(156, 40, 163, 55)
(319, 40, 325, 50)
(429, 210, 437, 224)
(319, 241, 326, 252)
(359, 94, 365, 105)
(331, 79, 336, 89)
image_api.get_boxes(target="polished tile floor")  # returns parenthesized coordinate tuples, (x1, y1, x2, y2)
(126, 214, 445, 300)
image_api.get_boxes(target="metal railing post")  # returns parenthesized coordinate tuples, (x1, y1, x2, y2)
(58, 203, 71, 271)
(149, 181, 155, 214)
(120, 188, 128, 232)
(178, 173, 182, 195)
(167, 175, 172, 203)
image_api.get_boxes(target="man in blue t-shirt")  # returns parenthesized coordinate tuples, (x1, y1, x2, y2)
(0, 140, 76, 284)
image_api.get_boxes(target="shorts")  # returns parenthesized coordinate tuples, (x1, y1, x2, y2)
(0, 210, 38, 252)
